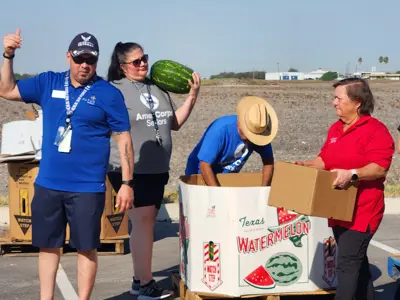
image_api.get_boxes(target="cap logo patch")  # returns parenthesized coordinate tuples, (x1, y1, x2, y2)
(78, 35, 94, 48)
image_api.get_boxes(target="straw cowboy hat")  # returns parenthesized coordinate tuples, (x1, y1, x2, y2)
(236, 96, 278, 146)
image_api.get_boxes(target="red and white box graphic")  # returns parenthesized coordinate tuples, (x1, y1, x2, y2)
(322, 236, 337, 286)
(202, 241, 223, 291)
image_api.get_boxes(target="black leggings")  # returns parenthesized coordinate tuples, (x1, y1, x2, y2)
(333, 226, 374, 300)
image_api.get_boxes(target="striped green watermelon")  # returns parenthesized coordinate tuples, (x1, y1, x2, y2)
(150, 60, 194, 94)
(265, 252, 303, 286)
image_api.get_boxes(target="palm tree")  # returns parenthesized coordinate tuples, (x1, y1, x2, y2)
(356, 57, 363, 73)
(379, 56, 384, 64)
(383, 56, 389, 64)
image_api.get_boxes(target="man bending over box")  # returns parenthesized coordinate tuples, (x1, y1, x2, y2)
(185, 96, 277, 186)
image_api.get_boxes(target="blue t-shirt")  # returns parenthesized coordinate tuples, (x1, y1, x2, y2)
(185, 115, 274, 175)
(17, 71, 130, 193)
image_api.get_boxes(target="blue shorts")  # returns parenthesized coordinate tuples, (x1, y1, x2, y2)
(31, 183, 105, 250)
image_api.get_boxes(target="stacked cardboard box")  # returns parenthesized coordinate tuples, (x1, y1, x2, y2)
(1, 109, 128, 243)
(7, 163, 128, 242)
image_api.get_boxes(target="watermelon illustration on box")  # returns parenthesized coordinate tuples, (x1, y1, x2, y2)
(265, 253, 303, 286)
(178, 173, 338, 297)
(244, 265, 276, 289)
(150, 60, 194, 94)
(243, 253, 303, 290)
(267, 208, 311, 247)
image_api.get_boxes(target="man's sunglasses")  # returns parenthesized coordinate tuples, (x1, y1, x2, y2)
(72, 55, 98, 65)
(126, 54, 148, 67)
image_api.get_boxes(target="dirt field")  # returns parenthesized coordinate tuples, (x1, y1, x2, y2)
(0, 80, 398, 196)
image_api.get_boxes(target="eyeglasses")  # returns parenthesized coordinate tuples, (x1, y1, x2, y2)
(72, 55, 98, 65)
(126, 54, 148, 67)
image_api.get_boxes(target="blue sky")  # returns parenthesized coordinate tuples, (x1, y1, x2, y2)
(2, 0, 398, 78)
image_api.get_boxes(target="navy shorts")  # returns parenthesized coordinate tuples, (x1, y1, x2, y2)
(107, 172, 169, 210)
(31, 183, 105, 250)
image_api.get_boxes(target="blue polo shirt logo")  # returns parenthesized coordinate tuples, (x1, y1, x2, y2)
(83, 95, 96, 105)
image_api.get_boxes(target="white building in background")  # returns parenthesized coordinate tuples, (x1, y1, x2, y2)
(264, 71, 304, 80)
(361, 72, 400, 80)
(304, 68, 329, 80)
(264, 68, 330, 81)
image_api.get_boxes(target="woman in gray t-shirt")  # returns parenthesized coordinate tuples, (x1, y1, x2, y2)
(106, 41, 201, 299)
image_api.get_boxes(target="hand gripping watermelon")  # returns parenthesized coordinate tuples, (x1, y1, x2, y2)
(150, 60, 194, 94)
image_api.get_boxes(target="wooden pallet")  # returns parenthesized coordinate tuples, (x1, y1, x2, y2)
(0, 235, 129, 257)
(171, 271, 336, 300)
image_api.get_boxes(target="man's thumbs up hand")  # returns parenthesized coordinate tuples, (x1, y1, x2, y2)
(3, 28, 22, 57)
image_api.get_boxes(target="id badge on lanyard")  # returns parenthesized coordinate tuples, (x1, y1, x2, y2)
(54, 71, 92, 153)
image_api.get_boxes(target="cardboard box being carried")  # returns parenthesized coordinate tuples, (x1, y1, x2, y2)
(178, 173, 337, 297)
(268, 161, 358, 222)
(8, 162, 128, 242)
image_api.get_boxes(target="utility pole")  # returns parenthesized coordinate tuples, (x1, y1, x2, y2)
(277, 62, 280, 80)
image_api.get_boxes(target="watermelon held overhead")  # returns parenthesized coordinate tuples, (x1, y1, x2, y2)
(150, 60, 194, 94)
(244, 265, 276, 289)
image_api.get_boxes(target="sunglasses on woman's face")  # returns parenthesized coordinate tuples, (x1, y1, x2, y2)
(127, 54, 148, 67)
(72, 55, 98, 65)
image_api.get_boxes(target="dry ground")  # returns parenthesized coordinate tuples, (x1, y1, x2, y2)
(167, 79, 399, 193)
(0, 80, 398, 199)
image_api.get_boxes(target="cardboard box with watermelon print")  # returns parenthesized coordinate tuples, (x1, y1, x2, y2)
(178, 173, 338, 297)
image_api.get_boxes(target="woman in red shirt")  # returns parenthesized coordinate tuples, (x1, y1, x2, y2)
(397, 124, 400, 153)
(295, 78, 395, 300)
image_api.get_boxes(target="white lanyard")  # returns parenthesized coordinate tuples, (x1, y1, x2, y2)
(64, 71, 93, 124)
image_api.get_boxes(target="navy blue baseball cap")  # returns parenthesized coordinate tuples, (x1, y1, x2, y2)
(68, 32, 99, 57)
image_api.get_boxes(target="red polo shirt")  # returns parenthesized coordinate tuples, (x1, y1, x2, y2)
(318, 115, 395, 234)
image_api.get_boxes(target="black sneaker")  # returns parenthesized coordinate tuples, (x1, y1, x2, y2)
(137, 279, 174, 300)
(130, 279, 141, 295)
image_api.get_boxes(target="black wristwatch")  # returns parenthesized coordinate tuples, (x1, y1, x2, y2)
(350, 169, 359, 182)
(122, 180, 134, 188)
(3, 52, 15, 59)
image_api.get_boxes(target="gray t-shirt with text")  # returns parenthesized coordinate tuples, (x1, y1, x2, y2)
(108, 78, 176, 174)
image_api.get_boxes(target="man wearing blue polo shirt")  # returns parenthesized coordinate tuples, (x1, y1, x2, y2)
(185, 96, 278, 186)
(1, 29, 134, 300)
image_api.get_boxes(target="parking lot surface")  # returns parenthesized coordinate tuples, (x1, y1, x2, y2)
(0, 216, 400, 300)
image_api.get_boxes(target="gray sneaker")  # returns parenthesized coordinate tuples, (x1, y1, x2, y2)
(137, 279, 173, 300)
(130, 279, 141, 295)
